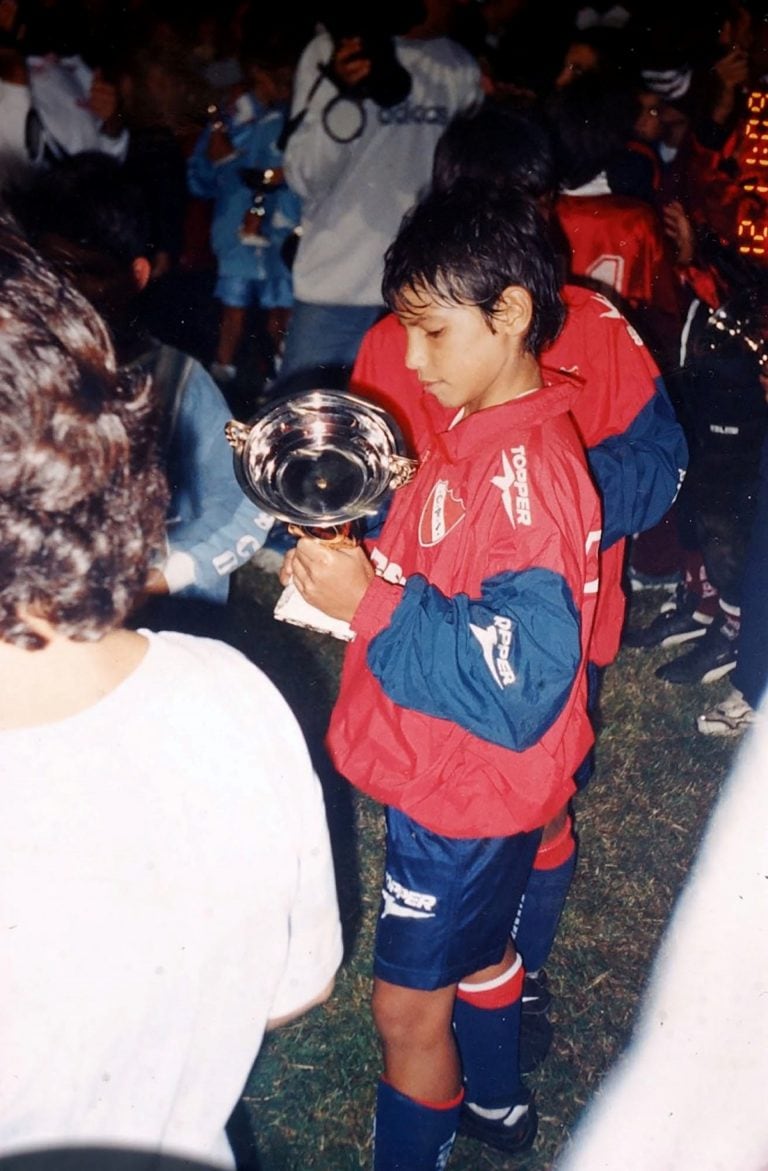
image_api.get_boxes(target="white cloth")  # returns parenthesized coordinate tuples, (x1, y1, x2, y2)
(0, 79, 32, 186)
(555, 705, 768, 1171)
(284, 33, 481, 306)
(561, 171, 612, 198)
(26, 55, 128, 161)
(0, 631, 342, 1167)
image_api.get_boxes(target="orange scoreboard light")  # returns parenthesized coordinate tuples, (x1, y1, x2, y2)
(738, 89, 768, 258)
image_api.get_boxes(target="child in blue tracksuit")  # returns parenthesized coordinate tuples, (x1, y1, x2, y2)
(187, 47, 301, 385)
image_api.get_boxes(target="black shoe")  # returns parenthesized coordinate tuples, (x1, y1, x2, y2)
(655, 622, 738, 685)
(624, 586, 711, 649)
(520, 971, 553, 1074)
(519, 1012, 553, 1074)
(521, 970, 551, 1016)
(459, 1092, 538, 1154)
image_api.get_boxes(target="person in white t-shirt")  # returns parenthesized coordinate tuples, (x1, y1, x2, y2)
(0, 220, 343, 1169)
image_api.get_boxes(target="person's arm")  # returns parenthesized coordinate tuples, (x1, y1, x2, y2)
(162, 362, 274, 598)
(708, 46, 749, 134)
(186, 125, 219, 199)
(587, 384, 687, 548)
(562, 293, 688, 547)
(282, 33, 363, 201)
(361, 565, 582, 751)
(288, 470, 595, 751)
(83, 64, 128, 160)
(266, 977, 336, 1030)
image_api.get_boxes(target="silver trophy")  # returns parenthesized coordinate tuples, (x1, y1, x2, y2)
(226, 389, 417, 638)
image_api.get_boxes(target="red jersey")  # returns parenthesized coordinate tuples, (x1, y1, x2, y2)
(328, 380, 601, 837)
(555, 191, 681, 319)
(352, 288, 687, 666)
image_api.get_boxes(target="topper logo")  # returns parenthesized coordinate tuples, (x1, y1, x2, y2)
(381, 873, 437, 920)
(470, 615, 516, 689)
(492, 447, 532, 528)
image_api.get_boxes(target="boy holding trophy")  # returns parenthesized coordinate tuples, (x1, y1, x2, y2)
(282, 183, 601, 1171)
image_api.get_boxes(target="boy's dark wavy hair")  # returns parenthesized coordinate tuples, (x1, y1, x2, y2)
(382, 182, 564, 355)
(0, 219, 168, 649)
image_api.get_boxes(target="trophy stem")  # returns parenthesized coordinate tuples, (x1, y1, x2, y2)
(287, 522, 357, 548)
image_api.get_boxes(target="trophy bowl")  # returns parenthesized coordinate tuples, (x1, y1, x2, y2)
(226, 389, 416, 530)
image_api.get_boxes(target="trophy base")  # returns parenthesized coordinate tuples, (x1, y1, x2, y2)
(273, 581, 355, 641)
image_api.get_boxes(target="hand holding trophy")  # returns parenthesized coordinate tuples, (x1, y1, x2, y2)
(226, 390, 417, 639)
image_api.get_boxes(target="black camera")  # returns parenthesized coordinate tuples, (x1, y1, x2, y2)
(321, 0, 425, 109)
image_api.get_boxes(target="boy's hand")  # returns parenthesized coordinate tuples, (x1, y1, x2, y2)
(285, 536, 374, 622)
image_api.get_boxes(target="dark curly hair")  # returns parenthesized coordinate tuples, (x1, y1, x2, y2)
(0, 219, 168, 649)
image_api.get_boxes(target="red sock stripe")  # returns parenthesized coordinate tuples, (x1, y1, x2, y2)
(455, 961, 524, 1010)
(381, 1078, 464, 1111)
(532, 817, 575, 871)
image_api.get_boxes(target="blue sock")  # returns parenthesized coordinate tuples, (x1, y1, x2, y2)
(452, 957, 526, 1108)
(513, 826, 577, 973)
(373, 1079, 463, 1171)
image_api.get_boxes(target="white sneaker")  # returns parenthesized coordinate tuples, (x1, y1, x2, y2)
(697, 689, 758, 737)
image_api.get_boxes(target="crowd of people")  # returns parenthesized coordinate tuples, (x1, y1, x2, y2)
(1, 0, 767, 1169)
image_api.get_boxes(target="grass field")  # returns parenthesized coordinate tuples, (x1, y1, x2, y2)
(226, 566, 738, 1171)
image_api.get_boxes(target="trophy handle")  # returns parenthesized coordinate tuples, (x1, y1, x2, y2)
(389, 454, 418, 490)
(287, 523, 356, 548)
(225, 419, 251, 455)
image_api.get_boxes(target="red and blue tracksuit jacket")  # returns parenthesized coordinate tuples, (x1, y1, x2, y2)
(351, 287, 687, 665)
(327, 379, 601, 839)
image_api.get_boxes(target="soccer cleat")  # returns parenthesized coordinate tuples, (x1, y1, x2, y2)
(519, 1012, 553, 1075)
(522, 971, 551, 1016)
(655, 622, 738, 685)
(519, 971, 553, 1073)
(624, 586, 712, 649)
(697, 688, 758, 736)
(627, 567, 682, 593)
(459, 1092, 538, 1154)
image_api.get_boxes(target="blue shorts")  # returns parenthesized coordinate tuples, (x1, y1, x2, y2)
(373, 808, 541, 991)
(215, 273, 293, 311)
(215, 274, 266, 309)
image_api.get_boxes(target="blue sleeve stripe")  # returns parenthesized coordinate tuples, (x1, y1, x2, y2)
(366, 567, 582, 752)
(587, 378, 688, 548)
